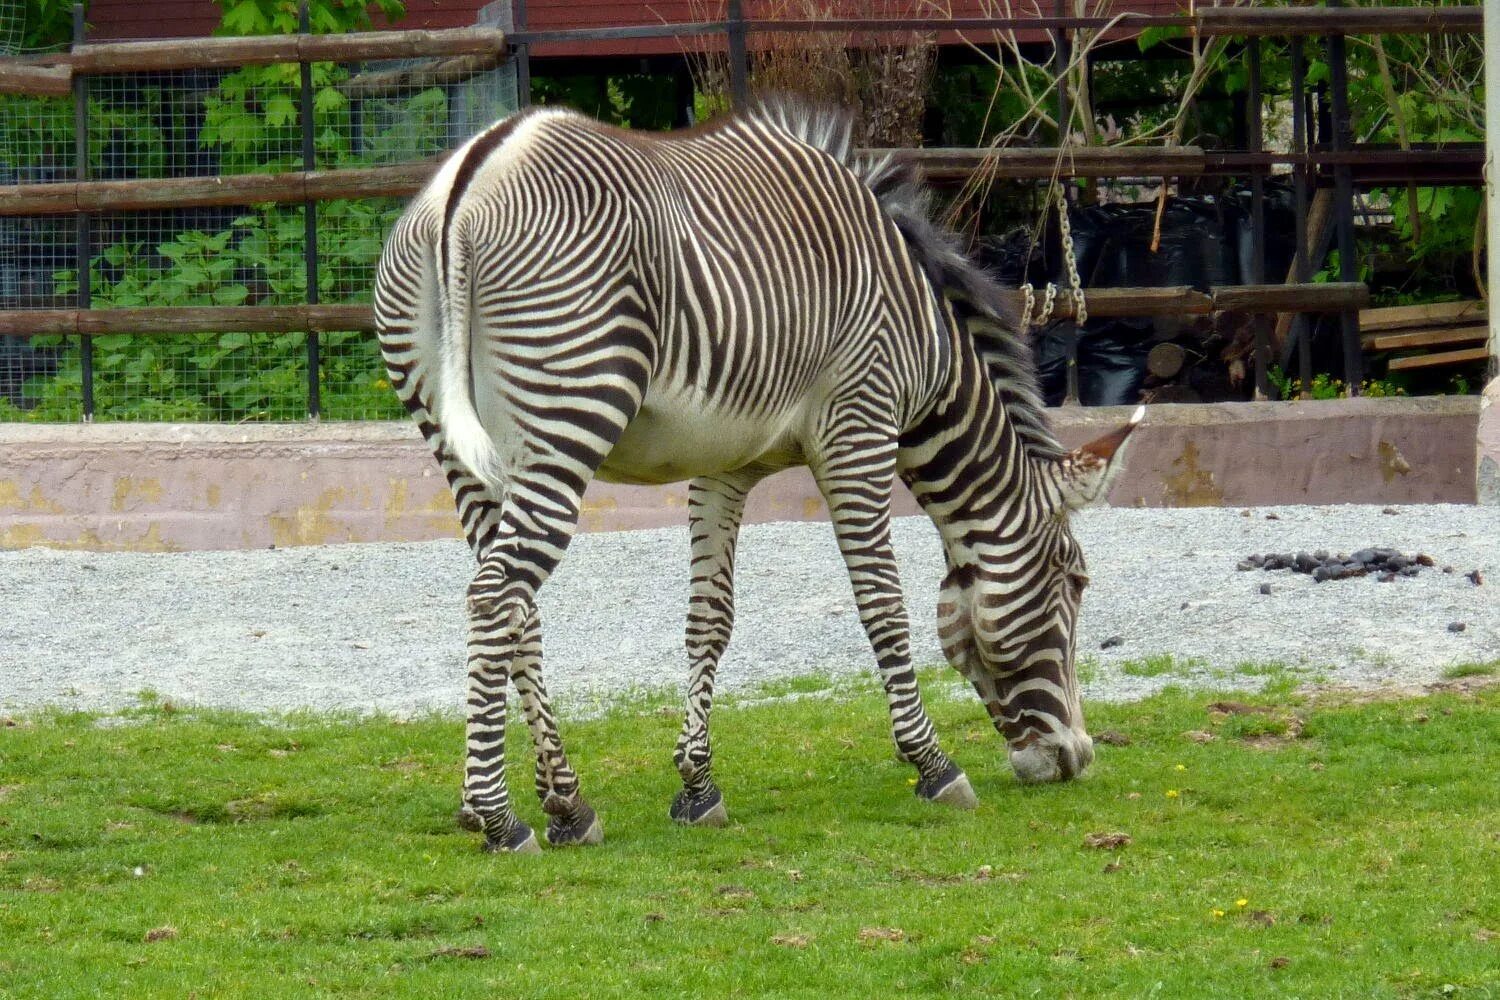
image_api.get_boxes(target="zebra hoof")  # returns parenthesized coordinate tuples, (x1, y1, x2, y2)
(670, 787, 728, 827)
(455, 806, 483, 832)
(483, 822, 541, 855)
(916, 764, 978, 810)
(545, 801, 604, 847)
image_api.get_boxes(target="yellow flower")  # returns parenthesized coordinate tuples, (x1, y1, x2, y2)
(1235, 898, 1249, 908)
(1165, 789, 1180, 799)
(907, 778, 918, 786)
(1174, 764, 1187, 772)
(1211, 909, 1225, 918)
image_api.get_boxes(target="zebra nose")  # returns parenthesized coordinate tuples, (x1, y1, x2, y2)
(1057, 734, 1094, 780)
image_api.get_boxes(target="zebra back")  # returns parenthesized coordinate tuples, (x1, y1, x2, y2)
(750, 97, 1063, 461)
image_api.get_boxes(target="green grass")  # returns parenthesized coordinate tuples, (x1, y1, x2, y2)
(1119, 653, 1207, 678)
(1443, 662, 1498, 680)
(2, 679, 1498, 999)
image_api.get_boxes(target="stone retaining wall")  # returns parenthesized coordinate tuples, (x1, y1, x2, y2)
(0, 397, 1482, 551)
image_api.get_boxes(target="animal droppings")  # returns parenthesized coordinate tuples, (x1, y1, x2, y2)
(1242, 548, 1476, 584)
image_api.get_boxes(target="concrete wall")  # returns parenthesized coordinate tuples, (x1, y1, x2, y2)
(0, 397, 1480, 552)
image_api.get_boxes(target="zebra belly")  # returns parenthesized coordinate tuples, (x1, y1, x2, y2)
(596, 386, 804, 485)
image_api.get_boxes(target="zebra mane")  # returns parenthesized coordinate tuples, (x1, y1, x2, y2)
(747, 97, 1064, 461)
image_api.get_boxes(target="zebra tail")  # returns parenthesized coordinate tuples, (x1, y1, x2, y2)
(437, 221, 506, 492)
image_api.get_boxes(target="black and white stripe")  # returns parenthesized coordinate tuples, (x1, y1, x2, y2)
(373, 100, 1140, 851)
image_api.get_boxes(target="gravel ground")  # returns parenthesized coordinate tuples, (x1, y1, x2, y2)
(2, 504, 1495, 717)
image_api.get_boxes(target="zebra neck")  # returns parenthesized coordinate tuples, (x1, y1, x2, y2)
(899, 348, 1056, 564)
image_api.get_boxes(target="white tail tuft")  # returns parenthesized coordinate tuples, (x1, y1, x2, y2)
(438, 218, 506, 492)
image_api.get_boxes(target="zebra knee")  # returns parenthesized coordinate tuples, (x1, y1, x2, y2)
(674, 731, 712, 785)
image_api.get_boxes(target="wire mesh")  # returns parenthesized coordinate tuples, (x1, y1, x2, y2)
(0, 52, 518, 422)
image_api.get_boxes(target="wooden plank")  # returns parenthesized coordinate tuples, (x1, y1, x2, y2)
(1213, 282, 1369, 314)
(1387, 347, 1489, 372)
(64, 27, 506, 74)
(886, 145, 1204, 180)
(1366, 326, 1486, 352)
(0, 161, 438, 216)
(0, 305, 374, 336)
(1358, 301, 1485, 333)
(2, 284, 1372, 338)
(0, 61, 73, 97)
(996, 286, 1213, 320)
(338, 52, 502, 99)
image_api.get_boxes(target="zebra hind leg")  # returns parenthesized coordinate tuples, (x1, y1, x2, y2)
(670, 473, 758, 827)
(812, 436, 978, 811)
(462, 561, 541, 853)
(511, 608, 603, 847)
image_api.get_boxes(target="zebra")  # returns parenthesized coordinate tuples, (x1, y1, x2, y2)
(373, 99, 1141, 853)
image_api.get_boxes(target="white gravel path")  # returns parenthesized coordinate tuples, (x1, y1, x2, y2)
(1, 504, 1495, 716)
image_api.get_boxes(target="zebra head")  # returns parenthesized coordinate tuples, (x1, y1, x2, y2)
(937, 406, 1143, 784)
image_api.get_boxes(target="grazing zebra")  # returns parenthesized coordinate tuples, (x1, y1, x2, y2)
(373, 99, 1141, 853)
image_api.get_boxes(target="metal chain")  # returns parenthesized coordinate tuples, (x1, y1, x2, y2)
(1053, 184, 1088, 327)
(1020, 183, 1085, 328)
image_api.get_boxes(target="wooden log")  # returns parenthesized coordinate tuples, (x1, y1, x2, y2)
(338, 52, 502, 99)
(0, 283, 1372, 339)
(0, 61, 72, 97)
(0, 161, 439, 216)
(63, 27, 507, 74)
(1146, 342, 1187, 379)
(1387, 347, 1489, 372)
(1, 146, 1207, 218)
(1214, 282, 1368, 315)
(1359, 301, 1485, 333)
(1366, 326, 1486, 353)
(885, 145, 1205, 181)
(0, 305, 375, 336)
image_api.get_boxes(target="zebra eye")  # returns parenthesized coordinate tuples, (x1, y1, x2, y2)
(1066, 571, 1090, 592)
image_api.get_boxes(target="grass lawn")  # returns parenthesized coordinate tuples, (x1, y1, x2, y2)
(2, 674, 1497, 999)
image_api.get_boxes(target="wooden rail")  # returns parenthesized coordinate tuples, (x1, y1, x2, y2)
(0, 60, 72, 97)
(5, 143, 1484, 218)
(0, 162, 439, 215)
(891, 146, 1205, 181)
(0, 285, 1369, 337)
(507, 6, 1483, 44)
(0, 305, 371, 336)
(35, 26, 507, 75)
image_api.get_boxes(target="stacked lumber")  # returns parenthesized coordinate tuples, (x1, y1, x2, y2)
(1361, 301, 1488, 372)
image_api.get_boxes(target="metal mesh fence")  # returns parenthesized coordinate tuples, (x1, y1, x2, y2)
(0, 54, 517, 422)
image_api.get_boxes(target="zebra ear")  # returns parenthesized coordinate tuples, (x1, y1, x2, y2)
(1056, 406, 1144, 511)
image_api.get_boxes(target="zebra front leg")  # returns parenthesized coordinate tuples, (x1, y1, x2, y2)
(671, 472, 759, 827)
(813, 444, 977, 810)
(511, 608, 603, 847)
(462, 562, 540, 853)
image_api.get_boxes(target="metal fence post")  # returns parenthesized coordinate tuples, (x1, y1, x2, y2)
(72, 4, 93, 421)
(1247, 36, 1269, 400)
(299, 0, 321, 420)
(515, 0, 531, 108)
(1289, 37, 1313, 399)
(1053, 0, 1079, 406)
(727, 0, 748, 108)
(1327, 0, 1363, 395)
